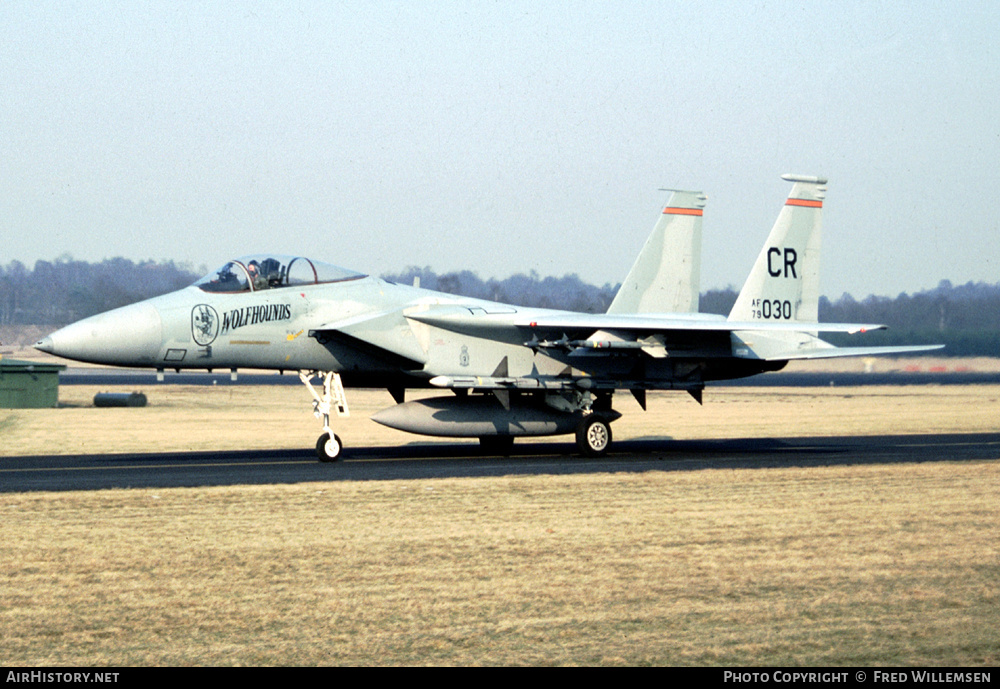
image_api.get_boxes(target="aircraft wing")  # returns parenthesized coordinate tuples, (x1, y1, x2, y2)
(406, 306, 942, 361)
(407, 306, 886, 335)
(517, 313, 887, 335)
(310, 300, 940, 371)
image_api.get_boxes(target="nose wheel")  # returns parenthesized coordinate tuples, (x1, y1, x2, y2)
(316, 432, 343, 462)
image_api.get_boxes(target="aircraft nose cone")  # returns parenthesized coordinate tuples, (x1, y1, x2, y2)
(38, 301, 163, 365)
(34, 336, 55, 354)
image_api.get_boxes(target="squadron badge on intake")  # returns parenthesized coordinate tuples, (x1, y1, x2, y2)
(191, 304, 220, 346)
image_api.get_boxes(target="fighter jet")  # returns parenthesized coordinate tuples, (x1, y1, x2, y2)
(36, 174, 941, 460)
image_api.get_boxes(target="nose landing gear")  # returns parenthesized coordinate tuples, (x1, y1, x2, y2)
(299, 370, 349, 462)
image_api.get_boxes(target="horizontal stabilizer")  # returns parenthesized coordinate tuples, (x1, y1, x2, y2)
(731, 324, 945, 360)
(749, 344, 945, 362)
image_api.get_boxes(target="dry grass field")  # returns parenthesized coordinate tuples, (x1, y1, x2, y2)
(1, 381, 999, 665)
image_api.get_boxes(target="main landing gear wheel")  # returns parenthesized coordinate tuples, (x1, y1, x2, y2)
(316, 432, 344, 462)
(576, 415, 612, 457)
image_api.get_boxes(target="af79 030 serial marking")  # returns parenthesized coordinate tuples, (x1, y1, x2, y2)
(749, 298, 794, 320)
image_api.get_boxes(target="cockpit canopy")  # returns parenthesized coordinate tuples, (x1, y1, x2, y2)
(194, 255, 366, 293)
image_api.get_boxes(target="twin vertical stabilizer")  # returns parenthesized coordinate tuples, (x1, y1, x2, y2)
(607, 189, 706, 314)
(728, 174, 826, 324)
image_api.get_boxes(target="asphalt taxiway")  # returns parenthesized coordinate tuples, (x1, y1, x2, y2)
(3, 432, 999, 493)
(56, 369, 1000, 387)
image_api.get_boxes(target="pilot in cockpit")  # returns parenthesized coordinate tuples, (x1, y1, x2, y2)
(247, 260, 268, 291)
(260, 258, 284, 287)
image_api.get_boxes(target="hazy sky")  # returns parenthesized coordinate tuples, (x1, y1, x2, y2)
(3, 1, 998, 299)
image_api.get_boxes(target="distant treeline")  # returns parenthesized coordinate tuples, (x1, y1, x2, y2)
(0, 257, 198, 326)
(817, 281, 1000, 356)
(383, 266, 620, 314)
(2, 258, 997, 356)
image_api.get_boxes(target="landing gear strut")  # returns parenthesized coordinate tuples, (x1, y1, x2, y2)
(299, 371, 349, 462)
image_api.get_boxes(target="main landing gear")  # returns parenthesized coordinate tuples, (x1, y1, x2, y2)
(295, 375, 619, 461)
(478, 418, 613, 458)
(576, 413, 613, 457)
(299, 371, 349, 462)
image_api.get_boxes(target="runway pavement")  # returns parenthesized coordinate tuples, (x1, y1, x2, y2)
(3, 432, 999, 493)
(56, 369, 1000, 387)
